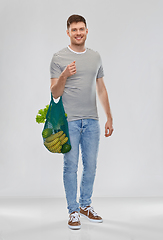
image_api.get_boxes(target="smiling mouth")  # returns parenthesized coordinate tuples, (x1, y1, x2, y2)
(75, 36, 83, 40)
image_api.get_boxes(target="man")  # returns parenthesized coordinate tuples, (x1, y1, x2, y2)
(50, 14, 113, 230)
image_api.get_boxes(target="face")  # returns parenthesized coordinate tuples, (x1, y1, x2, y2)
(67, 22, 88, 46)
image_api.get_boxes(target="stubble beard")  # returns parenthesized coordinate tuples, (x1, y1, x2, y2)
(72, 36, 87, 47)
(74, 41, 85, 47)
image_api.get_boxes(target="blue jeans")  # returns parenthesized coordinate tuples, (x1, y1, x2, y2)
(63, 119, 100, 214)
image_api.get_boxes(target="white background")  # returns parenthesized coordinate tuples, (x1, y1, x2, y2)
(0, 0, 163, 197)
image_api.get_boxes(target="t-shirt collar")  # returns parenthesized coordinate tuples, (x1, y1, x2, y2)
(67, 45, 87, 54)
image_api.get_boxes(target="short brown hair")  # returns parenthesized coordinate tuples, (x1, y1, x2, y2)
(67, 14, 87, 29)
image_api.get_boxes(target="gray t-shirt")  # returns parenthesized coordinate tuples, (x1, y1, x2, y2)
(50, 46, 104, 121)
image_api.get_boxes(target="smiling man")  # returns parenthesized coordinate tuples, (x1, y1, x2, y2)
(50, 14, 113, 230)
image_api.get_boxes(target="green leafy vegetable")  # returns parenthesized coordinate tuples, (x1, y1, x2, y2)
(36, 105, 49, 123)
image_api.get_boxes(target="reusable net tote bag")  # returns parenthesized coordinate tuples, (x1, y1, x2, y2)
(42, 94, 71, 154)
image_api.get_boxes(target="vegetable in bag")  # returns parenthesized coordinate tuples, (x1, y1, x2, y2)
(36, 95, 71, 154)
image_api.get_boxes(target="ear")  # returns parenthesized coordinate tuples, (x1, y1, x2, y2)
(66, 29, 70, 37)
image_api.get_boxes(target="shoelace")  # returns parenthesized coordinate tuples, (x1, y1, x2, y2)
(84, 206, 98, 217)
(69, 212, 80, 222)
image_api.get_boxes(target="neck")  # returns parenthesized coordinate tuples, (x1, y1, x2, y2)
(68, 44, 86, 53)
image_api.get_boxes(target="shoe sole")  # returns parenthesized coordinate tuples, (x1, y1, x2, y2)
(68, 224, 81, 230)
(80, 213, 103, 223)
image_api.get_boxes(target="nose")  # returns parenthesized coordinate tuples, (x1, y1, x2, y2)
(76, 29, 81, 35)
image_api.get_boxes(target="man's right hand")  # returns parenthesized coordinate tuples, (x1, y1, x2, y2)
(51, 61, 76, 99)
(63, 61, 76, 78)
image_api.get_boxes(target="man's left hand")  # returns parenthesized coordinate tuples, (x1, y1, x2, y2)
(105, 117, 114, 137)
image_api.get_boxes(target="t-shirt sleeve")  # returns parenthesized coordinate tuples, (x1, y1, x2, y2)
(96, 55, 104, 79)
(50, 54, 62, 79)
(97, 65, 104, 79)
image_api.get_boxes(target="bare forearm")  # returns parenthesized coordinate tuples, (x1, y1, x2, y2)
(51, 61, 76, 99)
(51, 72, 67, 99)
(98, 88, 112, 120)
(96, 77, 114, 136)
